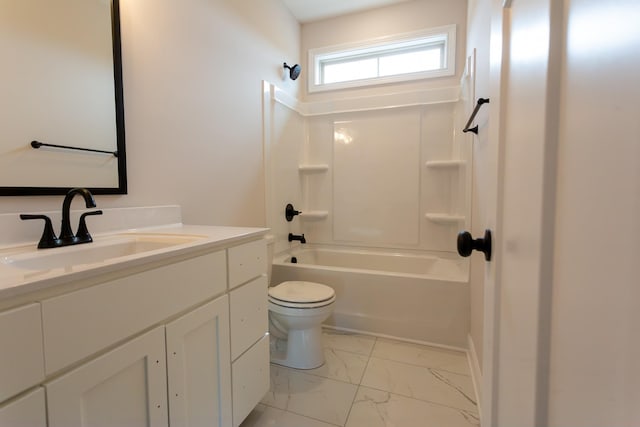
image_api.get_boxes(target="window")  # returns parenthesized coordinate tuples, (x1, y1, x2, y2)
(308, 25, 456, 93)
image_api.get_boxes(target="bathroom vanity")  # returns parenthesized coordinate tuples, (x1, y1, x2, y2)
(0, 210, 269, 427)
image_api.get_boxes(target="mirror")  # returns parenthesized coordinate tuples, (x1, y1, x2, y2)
(0, 0, 126, 196)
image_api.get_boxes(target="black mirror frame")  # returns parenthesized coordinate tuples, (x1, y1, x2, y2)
(0, 0, 127, 196)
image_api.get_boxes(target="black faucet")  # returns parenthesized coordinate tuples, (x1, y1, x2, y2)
(20, 188, 103, 249)
(59, 188, 98, 244)
(288, 233, 306, 244)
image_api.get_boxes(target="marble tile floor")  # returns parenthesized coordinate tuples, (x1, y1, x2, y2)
(240, 329, 480, 427)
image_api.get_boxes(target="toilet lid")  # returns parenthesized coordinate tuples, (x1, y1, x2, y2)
(268, 281, 335, 304)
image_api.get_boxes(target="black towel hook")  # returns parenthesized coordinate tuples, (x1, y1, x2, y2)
(462, 98, 490, 135)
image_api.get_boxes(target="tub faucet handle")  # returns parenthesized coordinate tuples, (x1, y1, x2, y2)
(285, 204, 301, 222)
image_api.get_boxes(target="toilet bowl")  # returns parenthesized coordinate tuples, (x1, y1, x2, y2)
(268, 280, 335, 369)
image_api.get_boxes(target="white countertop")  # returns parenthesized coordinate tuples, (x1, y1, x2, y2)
(0, 223, 268, 303)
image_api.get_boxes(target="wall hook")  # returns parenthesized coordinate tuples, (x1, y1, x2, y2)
(462, 98, 490, 135)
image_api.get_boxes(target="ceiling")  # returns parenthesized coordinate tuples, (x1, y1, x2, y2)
(281, 0, 414, 23)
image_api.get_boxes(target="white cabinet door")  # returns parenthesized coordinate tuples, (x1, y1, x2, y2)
(0, 303, 45, 402)
(46, 326, 168, 427)
(166, 296, 232, 427)
(0, 387, 46, 427)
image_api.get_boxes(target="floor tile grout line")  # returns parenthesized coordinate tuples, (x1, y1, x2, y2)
(270, 361, 363, 387)
(264, 332, 479, 425)
(342, 336, 378, 426)
(265, 362, 361, 425)
(318, 335, 472, 388)
(348, 332, 471, 376)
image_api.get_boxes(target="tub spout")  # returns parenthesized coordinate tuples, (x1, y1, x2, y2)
(288, 233, 306, 244)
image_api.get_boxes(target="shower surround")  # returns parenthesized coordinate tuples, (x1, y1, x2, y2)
(263, 80, 473, 346)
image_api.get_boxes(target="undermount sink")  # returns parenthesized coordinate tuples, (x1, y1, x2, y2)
(1, 233, 207, 271)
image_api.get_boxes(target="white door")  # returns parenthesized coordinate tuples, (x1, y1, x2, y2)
(484, 0, 561, 425)
(46, 326, 168, 427)
(166, 296, 232, 427)
(485, 0, 640, 426)
(0, 388, 47, 427)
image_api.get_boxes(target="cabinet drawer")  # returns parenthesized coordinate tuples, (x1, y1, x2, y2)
(42, 251, 226, 375)
(0, 387, 46, 427)
(0, 303, 45, 402)
(231, 335, 269, 427)
(228, 239, 267, 289)
(230, 276, 268, 360)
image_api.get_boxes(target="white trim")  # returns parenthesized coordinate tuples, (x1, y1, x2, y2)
(467, 333, 483, 419)
(272, 85, 303, 115)
(322, 324, 468, 353)
(308, 25, 457, 93)
(270, 82, 459, 117)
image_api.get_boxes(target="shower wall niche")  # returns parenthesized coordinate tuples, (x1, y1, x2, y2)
(263, 81, 472, 256)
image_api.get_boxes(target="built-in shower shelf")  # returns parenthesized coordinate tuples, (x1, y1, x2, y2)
(425, 160, 466, 169)
(425, 213, 465, 224)
(299, 211, 329, 220)
(298, 164, 329, 173)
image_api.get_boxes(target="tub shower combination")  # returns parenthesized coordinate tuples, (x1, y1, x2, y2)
(264, 80, 474, 350)
(271, 245, 469, 348)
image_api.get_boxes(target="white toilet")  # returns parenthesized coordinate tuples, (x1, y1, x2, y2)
(268, 280, 336, 369)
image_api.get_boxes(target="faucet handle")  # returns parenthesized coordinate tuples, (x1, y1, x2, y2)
(285, 204, 302, 222)
(20, 214, 59, 249)
(76, 210, 103, 243)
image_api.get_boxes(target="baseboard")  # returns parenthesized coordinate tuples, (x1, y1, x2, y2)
(467, 334, 483, 419)
(322, 324, 467, 353)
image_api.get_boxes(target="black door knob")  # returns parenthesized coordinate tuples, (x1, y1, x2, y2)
(457, 229, 492, 261)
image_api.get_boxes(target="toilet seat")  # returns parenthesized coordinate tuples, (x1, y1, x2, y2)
(268, 281, 335, 309)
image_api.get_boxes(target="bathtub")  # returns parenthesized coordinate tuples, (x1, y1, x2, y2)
(271, 245, 470, 348)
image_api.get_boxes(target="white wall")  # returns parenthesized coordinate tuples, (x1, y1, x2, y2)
(301, 0, 467, 102)
(0, 0, 300, 229)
